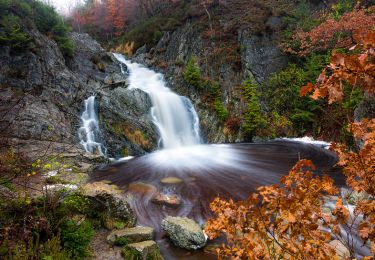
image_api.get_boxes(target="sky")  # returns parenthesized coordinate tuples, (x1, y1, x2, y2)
(47, 0, 82, 15)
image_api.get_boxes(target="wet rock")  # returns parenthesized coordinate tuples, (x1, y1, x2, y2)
(81, 182, 136, 229)
(160, 177, 183, 184)
(329, 240, 350, 259)
(107, 226, 154, 246)
(121, 240, 163, 260)
(161, 216, 206, 250)
(151, 193, 181, 208)
(128, 182, 157, 195)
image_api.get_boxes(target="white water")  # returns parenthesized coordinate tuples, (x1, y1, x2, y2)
(113, 53, 201, 149)
(278, 136, 331, 149)
(78, 96, 105, 155)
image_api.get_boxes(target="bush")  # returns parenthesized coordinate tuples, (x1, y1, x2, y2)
(0, 0, 74, 57)
(0, 14, 32, 51)
(61, 219, 95, 258)
(261, 63, 321, 135)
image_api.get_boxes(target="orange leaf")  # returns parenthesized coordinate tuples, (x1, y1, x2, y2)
(300, 83, 315, 96)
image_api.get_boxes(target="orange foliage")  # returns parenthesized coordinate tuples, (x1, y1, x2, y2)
(301, 30, 375, 103)
(288, 7, 375, 56)
(331, 119, 375, 247)
(205, 160, 340, 259)
(206, 27, 375, 260)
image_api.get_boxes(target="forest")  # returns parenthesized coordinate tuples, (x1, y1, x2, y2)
(0, 0, 374, 259)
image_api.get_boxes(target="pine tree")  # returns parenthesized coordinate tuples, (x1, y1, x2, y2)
(242, 80, 262, 141)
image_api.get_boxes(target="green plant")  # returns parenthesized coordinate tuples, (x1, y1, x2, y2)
(61, 219, 95, 258)
(331, 0, 356, 20)
(183, 56, 203, 89)
(261, 63, 321, 135)
(242, 80, 262, 141)
(0, 14, 32, 51)
(213, 99, 228, 122)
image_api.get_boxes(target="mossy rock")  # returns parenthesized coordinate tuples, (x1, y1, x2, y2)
(107, 226, 154, 246)
(121, 240, 163, 260)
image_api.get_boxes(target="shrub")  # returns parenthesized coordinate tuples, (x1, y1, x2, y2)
(0, 0, 75, 57)
(61, 219, 95, 258)
(0, 14, 32, 51)
(261, 63, 321, 135)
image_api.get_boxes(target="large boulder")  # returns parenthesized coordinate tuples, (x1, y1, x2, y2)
(81, 182, 136, 229)
(107, 226, 154, 246)
(121, 240, 163, 260)
(161, 216, 206, 250)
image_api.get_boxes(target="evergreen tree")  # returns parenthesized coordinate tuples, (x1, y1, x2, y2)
(242, 80, 262, 141)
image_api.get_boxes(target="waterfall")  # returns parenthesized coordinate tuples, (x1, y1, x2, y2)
(78, 96, 105, 155)
(113, 53, 201, 149)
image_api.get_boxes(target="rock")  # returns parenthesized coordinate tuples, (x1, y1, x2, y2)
(160, 177, 183, 184)
(329, 240, 350, 259)
(128, 182, 157, 195)
(161, 216, 206, 250)
(107, 226, 154, 246)
(81, 182, 136, 229)
(121, 240, 163, 260)
(347, 191, 371, 205)
(151, 193, 181, 208)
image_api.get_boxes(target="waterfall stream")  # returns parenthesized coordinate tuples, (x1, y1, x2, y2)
(113, 53, 201, 149)
(78, 96, 105, 155)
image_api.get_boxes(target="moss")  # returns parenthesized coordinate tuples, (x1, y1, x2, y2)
(121, 247, 141, 260)
(113, 236, 129, 246)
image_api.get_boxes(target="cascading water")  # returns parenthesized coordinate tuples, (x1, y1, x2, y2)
(91, 55, 368, 259)
(78, 96, 105, 155)
(113, 53, 201, 149)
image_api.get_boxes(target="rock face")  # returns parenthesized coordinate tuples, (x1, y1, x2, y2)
(0, 29, 157, 161)
(161, 216, 206, 250)
(121, 240, 164, 260)
(132, 17, 288, 143)
(106, 226, 154, 245)
(81, 182, 136, 229)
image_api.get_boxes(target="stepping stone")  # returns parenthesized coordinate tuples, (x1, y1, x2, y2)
(121, 240, 163, 260)
(128, 182, 157, 194)
(107, 226, 154, 246)
(151, 193, 181, 208)
(161, 216, 206, 250)
(160, 177, 183, 184)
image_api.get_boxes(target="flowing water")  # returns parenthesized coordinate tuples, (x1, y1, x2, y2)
(91, 55, 349, 259)
(113, 53, 200, 148)
(78, 96, 105, 155)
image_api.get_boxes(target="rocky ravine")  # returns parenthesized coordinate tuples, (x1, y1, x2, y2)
(0, 30, 158, 164)
(131, 15, 288, 143)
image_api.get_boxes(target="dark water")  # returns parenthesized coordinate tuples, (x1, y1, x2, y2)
(90, 141, 344, 259)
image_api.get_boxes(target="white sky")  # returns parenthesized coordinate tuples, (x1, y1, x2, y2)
(46, 0, 83, 15)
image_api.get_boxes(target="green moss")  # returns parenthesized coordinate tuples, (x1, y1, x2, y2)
(121, 247, 141, 260)
(114, 236, 129, 246)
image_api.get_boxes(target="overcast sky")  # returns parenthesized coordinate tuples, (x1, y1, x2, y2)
(47, 0, 82, 15)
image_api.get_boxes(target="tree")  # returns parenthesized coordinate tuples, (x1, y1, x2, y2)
(242, 80, 262, 141)
(288, 6, 375, 56)
(205, 28, 375, 259)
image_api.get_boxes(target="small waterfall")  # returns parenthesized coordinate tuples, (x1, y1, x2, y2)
(78, 96, 105, 155)
(113, 53, 201, 149)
